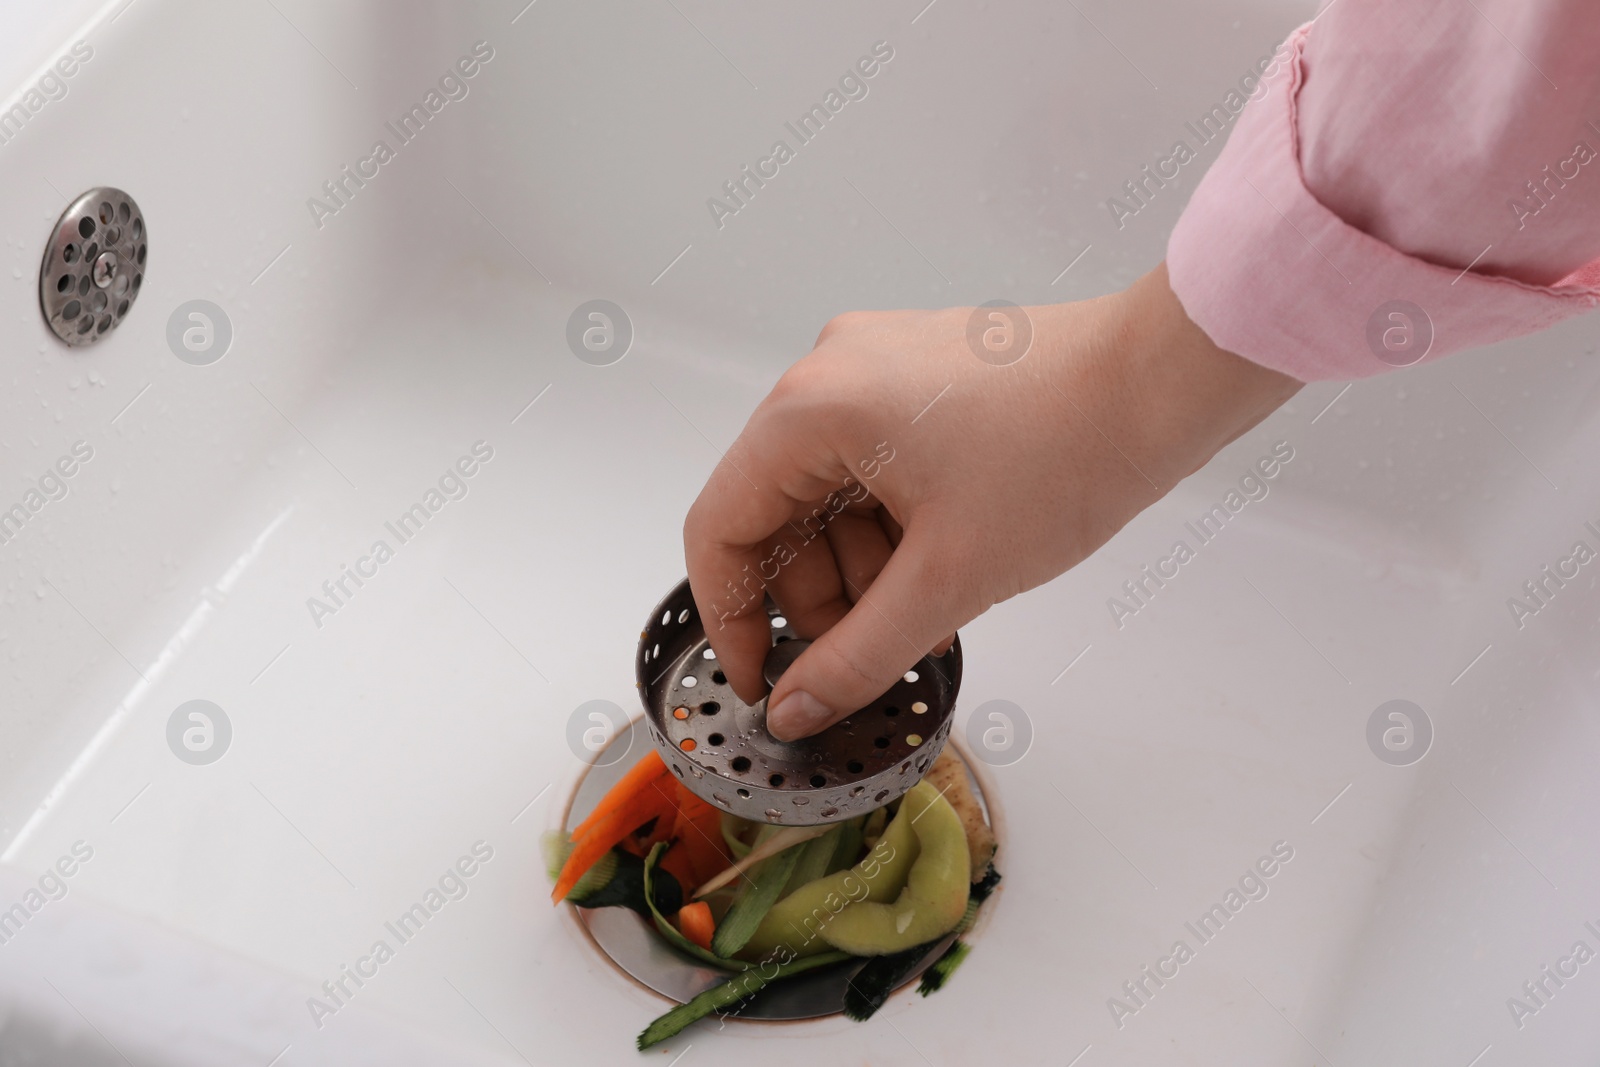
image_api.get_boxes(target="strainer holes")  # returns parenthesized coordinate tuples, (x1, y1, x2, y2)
(900, 761, 911, 773)
(701, 647, 716, 660)
(671, 762, 685, 778)
(903, 669, 919, 683)
(77, 276, 90, 297)
(132, 274, 142, 292)
(711, 670, 726, 685)
(672, 707, 689, 720)
(769, 773, 785, 787)
(103, 226, 120, 245)
(96, 315, 111, 334)
(775, 634, 791, 643)
(56, 274, 72, 293)
(850, 785, 865, 797)
(63, 244, 78, 264)
(707, 733, 724, 746)
(915, 756, 930, 772)
(661, 610, 671, 626)
(873, 736, 889, 749)
(874, 790, 889, 802)
(809, 774, 826, 788)
(730, 756, 751, 773)
(651, 642, 660, 659)
(681, 675, 698, 688)
(883, 705, 899, 717)
(90, 291, 107, 312)
(737, 788, 751, 799)
(77, 217, 95, 238)
(76, 316, 92, 334)
(118, 202, 130, 222)
(677, 608, 691, 624)
(679, 738, 697, 752)
(62, 299, 80, 320)
(97, 201, 113, 224)
(115, 300, 129, 318)
(847, 760, 864, 773)
(700, 701, 720, 715)
(132, 218, 143, 240)
(771, 615, 787, 628)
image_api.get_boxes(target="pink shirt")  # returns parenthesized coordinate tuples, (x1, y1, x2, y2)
(1167, 0, 1600, 381)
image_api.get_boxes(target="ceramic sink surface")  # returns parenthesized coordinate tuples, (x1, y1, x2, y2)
(2, 1, 1599, 1064)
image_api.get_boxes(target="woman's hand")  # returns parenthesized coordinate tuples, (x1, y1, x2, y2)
(683, 263, 1301, 740)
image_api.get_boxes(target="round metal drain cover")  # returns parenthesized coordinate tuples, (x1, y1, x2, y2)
(637, 577, 961, 825)
(39, 187, 147, 347)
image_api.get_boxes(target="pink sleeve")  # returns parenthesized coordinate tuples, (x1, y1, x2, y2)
(1167, 0, 1600, 382)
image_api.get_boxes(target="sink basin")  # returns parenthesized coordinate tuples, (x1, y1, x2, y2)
(2, 1, 1598, 1064)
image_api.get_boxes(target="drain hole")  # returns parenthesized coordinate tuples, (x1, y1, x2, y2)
(737, 788, 751, 798)
(132, 218, 143, 240)
(850, 785, 865, 796)
(96, 315, 111, 334)
(706, 733, 724, 746)
(62, 300, 80, 320)
(77, 217, 94, 239)
(874, 789, 889, 802)
(75, 316, 92, 334)
(77, 276, 89, 297)
(873, 736, 889, 749)
(104, 226, 120, 245)
(700, 701, 720, 715)
(711, 670, 726, 685)
(883, 705, 899, 717)
(730, 756, 750, 773)
(55, 274, 71, 293)
(63, 244, 78, 263)
(116, 300, 129, 318)
(118, 202, 130, 222)
(677, 608, 690, 623)
(132, 274, 142, 292)
(768, 773, 784, 787)
(809, 774, 826, 788)
(846, 759, 863, 773)
(97, 201, 113, 224)
(671, 762, 684, 777)
(90, 291, 107, 312)
(679, 738, 696, 752)
(137, 244, 146, 265)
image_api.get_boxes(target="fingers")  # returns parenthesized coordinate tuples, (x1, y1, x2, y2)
(823, 509, 895, 605)
(684, 453, 806, 706)
(766, 524, 970, 741)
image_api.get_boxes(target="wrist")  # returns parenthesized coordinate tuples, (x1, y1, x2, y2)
(1097, 262, 1302, 490)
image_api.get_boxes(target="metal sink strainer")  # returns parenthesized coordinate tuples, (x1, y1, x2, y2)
(39, 187, 147, 347)
(636, 578, 961, 825)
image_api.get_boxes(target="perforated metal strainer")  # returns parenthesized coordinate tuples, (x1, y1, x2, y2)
(637, 578, 961, 825)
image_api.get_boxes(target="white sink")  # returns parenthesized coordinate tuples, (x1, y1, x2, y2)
(2, 1, 1598, 1064)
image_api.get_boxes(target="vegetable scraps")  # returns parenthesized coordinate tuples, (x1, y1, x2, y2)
(546, 747, 1001, 1051)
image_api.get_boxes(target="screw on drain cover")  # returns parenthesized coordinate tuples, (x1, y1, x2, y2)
(636, 578, 961, 826)
(39, 187, 147, 347)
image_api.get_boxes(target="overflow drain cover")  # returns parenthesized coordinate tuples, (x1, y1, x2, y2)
(40, 187, 147, 347)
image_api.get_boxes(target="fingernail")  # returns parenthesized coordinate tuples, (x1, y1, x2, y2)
(768, 690, 833, 741)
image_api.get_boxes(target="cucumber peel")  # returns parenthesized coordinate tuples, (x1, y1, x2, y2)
(637, 949, 852, 1050)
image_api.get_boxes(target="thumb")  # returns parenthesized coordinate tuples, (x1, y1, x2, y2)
(766, 529, 965, 741)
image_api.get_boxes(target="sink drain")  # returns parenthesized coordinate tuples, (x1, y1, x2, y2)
(39, 187, 146, 347)
(637, 578, 961, 826)
(564, 718, 998, 1021)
